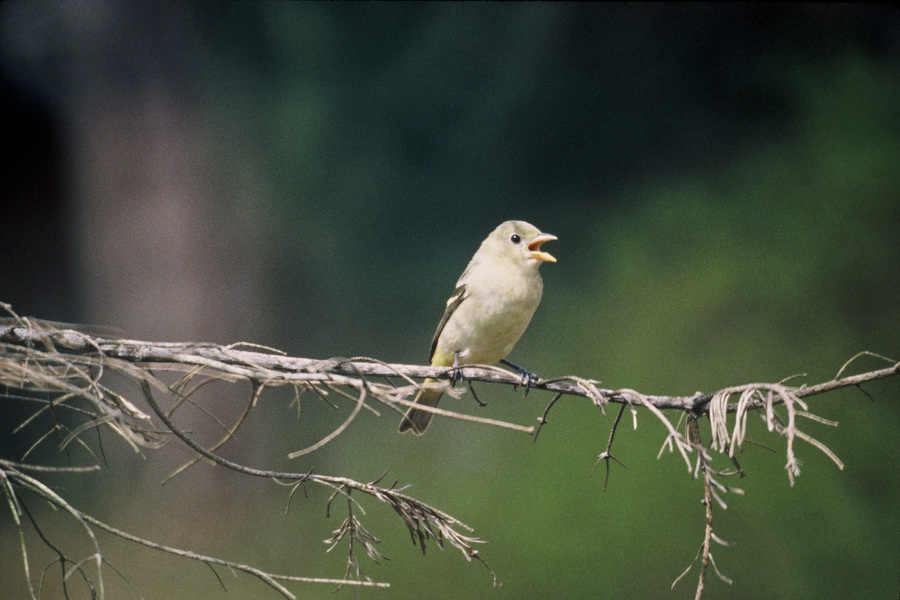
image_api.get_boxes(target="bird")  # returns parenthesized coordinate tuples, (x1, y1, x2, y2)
(399, 220, 556, 435)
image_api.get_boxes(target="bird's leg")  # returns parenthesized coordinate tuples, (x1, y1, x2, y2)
(449, 353, 486, 406)
(449, 352, 464, 386)
(500, 358, 540, 397)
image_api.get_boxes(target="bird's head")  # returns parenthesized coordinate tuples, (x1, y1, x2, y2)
(484, 220, 557, 267)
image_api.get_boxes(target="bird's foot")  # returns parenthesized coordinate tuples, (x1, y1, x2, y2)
(500, 359, 540, 397)
(449, 353, 486, 407)
(449, 352, 464, 386)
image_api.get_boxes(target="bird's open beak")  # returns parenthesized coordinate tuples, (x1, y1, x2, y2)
(528, 233, 557, 263)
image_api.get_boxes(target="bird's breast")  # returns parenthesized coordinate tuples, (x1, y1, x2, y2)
(437, 271, 543, 365)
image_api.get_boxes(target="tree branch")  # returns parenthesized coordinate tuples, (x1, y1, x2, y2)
(3, 322, 894, 415)
(1, 307, 897, 599)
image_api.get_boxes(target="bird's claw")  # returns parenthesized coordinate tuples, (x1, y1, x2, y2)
(517, 368, 539, 397)
(519, 369, 540, 398)
(500, 359, 540, 397)
(448, 353, 486, 406)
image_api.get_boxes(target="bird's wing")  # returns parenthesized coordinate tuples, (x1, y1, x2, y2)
(429, 282, 468, 363)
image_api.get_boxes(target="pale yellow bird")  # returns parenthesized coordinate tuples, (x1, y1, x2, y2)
(399, 220, 556, 435)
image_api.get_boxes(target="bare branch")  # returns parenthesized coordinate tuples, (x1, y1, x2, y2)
(5, 321, 892, 417)
(1, 307, 896, 599)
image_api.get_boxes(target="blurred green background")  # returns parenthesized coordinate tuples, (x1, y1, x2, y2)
(1, 3, 898, 599)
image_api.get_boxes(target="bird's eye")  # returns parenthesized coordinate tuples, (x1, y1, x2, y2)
(510, 234, 521, 244)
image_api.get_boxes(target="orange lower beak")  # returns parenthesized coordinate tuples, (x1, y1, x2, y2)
(528, 233, 557, 262)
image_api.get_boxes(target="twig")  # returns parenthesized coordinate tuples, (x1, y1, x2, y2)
(589, 403, 629, 491)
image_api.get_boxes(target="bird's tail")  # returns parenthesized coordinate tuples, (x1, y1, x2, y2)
(399, 379, 444, 435)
